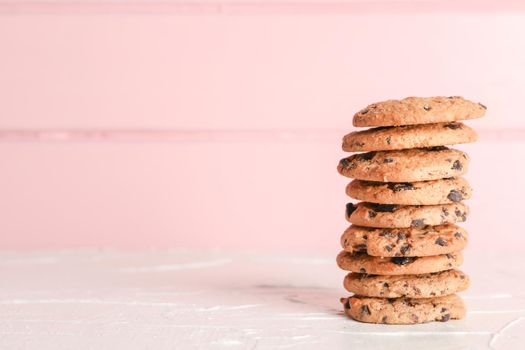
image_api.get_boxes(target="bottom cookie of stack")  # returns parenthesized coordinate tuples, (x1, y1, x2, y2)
(340, 294, 466, 324)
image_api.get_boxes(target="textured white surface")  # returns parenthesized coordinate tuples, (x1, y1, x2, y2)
(0, 249, 524, 349)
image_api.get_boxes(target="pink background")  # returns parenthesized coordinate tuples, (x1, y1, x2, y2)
(1, 0, 524, 252)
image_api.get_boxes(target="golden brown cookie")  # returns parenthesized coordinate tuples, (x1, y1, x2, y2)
(343, 269, 469, 299)
(341, 224, 468, 257)
(337, 147, 469, 182)
(341, 294, 466, 324)
(336, 251, 463, 275)
(345, 202, 469, 228)
(353, 96, 486, 127)
(346, 177, 472, 205)
(342, 122, 478, 152)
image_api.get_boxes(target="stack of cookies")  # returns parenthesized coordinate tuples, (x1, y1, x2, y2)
(336, 96, 486, 324)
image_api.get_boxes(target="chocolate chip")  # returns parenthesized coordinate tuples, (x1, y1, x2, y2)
(397, 233, 407, 241)
(386, 136, 391, 145)
(366, 203, 399, 212)
(435, 237, 447, 246)
(441, 307, 448, 313)
(411, 219, 425, 228)
(354, 244, 367, 251)
(440, 314, 451, 322)
(446, 253, 454, 259)
(346, 203, 357, 217)
(383, 157, 394, 163)
(478, 103, 487, 109)
(359, 268, 366, 273)
(384, 245, 393, 252)
(444, 123, 461, 129)
(454, 232, 463, 238)
(388, 183, 414, 192)
(442, 207, 449, 216)
(383, 282, 389, 288)
(428, 146, 448, 151)
(363, 181, 384, 187)
(368, 211, 377, 218)
(452, 160, 463, 171)
(339, 158, 350, 168)
(381, 316, 388, 323)
(391, 257, 417, 265)
(356, 152, 376, 161)
(454, 208, 467, 222)
(423, 105, 431, 111)
(447, 190, 463, 202)
(360, 109, 369, 115)
(361, 305, 371, 315)
(400, 245, 411, 255)
(448, 96, 461, 99)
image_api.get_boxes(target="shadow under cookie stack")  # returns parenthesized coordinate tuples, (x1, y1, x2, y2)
(336, 96, 486, 324)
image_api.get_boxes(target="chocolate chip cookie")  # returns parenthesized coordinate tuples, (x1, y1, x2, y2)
(341, 294, 466, 324)
(346, 177, 472, 205)
(336, 251, 463, 275)
(342, 122, 478, 152)
(345, 202, 469, 228)
(343, 269, 470, 298)
(337, 147, 469, 182)
(353, 96, 486, 127)
(341, 224, 468, 257)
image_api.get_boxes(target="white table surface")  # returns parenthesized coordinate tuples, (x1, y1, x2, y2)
(0, 249, 523, 350)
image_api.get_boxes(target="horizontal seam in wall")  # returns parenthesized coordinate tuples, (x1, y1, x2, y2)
(0, 1, 524, 15)
(0, 129, 521, 142)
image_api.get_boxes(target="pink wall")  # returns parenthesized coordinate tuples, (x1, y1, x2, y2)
(1, 1, 524, 252)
